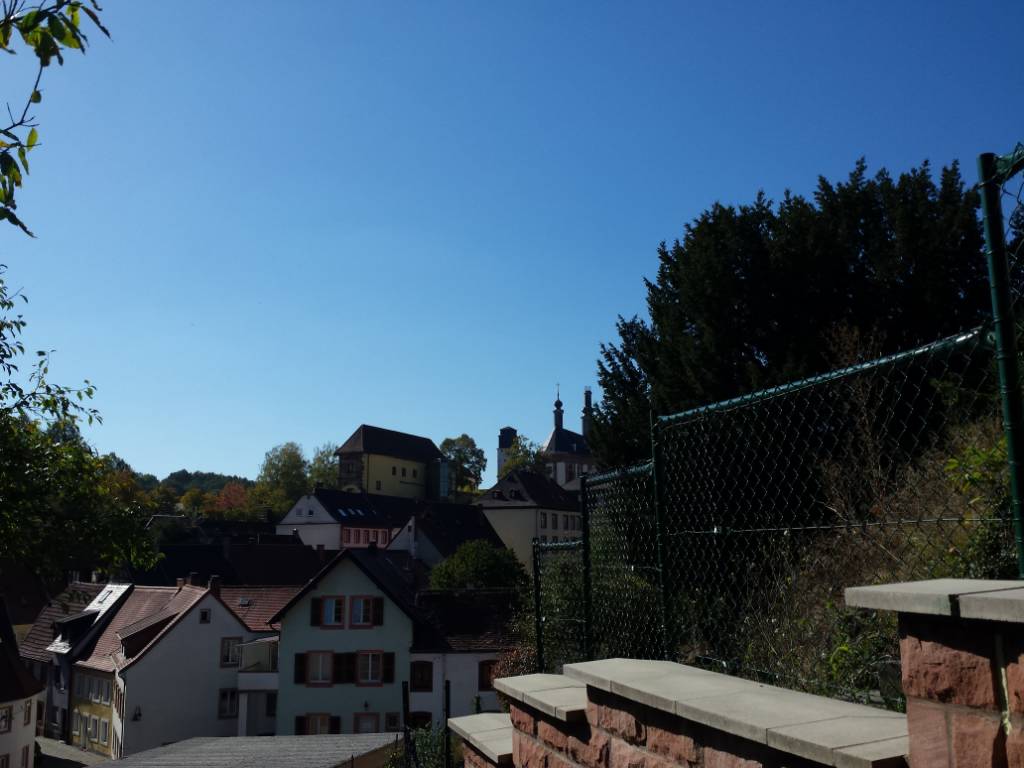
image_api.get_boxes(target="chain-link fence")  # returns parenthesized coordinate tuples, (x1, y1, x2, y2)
(532, 144, 1024, 709)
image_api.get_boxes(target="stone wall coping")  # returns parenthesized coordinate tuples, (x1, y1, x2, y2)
(494, 673, 587, 722)
(561, 658, 908, 768)
(447, 713, 513, 765)
(844, 578, 1024, 617)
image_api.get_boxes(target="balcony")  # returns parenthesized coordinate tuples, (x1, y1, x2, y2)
(238, 637, 279, 692)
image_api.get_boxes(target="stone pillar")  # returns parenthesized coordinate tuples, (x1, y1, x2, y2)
(846, 578, 1024, 767)
(237, 691, 249, 737)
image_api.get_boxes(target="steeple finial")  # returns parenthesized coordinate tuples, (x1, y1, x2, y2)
(553, 385, 564, 430)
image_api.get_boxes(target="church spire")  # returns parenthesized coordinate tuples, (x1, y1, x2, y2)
(553, 385, 564, 430)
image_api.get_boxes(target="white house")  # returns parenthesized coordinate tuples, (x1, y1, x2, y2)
(276, 489, 414, 551)
(1, 603, 44, 768)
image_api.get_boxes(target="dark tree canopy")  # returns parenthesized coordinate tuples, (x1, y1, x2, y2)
(592, 159, 989, 466)
(429, 539, 527, 591)
(440, 434, 487, 490)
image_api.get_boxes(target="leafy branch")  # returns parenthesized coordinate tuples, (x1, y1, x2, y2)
(0, 0, 108, 235)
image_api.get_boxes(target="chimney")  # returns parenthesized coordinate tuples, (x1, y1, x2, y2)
(188, 572, 202, 587)
(208, 575, 221, 597)
(498, 427, 517, 478)
(175, 577, 185, 589)
(582, 386, 594, 441)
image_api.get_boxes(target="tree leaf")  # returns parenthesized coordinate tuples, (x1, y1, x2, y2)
(27, 128, 38, 149)
(30, 90, 41, 104)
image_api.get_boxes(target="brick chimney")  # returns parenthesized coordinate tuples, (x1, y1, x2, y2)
(188, 572, 202, 587)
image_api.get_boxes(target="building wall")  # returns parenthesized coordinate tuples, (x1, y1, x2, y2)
(387, 520, 443, 566)
(69, 670, 115, 757)
(365, 454, 427, 499)
(277, 496, 341, 549)
(277, 558, 413, 734)
(0, 694, 40, 768)
(408, 653, 500, 727)
(480, 507, 538, 567)
(117, 593, 264, 756)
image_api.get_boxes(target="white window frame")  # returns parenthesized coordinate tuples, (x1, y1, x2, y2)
(0, 705, 10, 734)
(357, 652, 382, 685)
(218, 688, 239, 718)
(72, 711, 80, 735)
(322, 597, 344, 626)
(306, 713, 330, 734)
(89, 715, 99, 742)
(351, 597, 373, 626)
(100, 718, 109, 745)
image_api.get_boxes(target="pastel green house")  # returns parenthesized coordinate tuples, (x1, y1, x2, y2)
(270, 547, 414, 735)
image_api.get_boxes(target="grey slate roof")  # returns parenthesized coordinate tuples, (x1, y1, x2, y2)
(95, 734, 400, 767)
(336, 424, 443, 463)
(542, 425, 590, 456)
(479, 471, 578, 511)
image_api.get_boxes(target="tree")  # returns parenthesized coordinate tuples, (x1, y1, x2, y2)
(307, 442, 339, 490)
(0, 1, 109, 236)
(499, 434, 547, 478)
(429, 540, 527, 591)
(593, 159, 989, 465)
(257, 442, 309, 499)
(440, 434, 486, 490)
(213, 481, 249, 517)
(179, 487, 208, 518)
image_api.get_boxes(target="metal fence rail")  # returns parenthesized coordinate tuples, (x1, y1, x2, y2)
(532, 143, 1024, 709)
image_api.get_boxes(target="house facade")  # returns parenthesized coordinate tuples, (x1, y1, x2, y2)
(335, 425, 448, 500)
(276, 489, 415, 551)
(1, 604, 44, 768)
(476, 470, 581, 567)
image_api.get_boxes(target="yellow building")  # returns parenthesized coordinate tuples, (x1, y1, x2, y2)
(335, 425, 446, 500)
(69, 670, 115, 757)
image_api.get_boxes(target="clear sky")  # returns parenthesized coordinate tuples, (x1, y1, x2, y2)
(5, 1, 1023, 486)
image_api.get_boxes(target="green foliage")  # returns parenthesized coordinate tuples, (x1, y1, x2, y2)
(253, 441, 309, 520)
(308, 442, 340, 490)
(382, 726, 455, 768)
(499, 434, 546, 478)
(160, 468, 252, 496)
(593, 159, 989, 465)
(429, 540, 527, 591)
(440, 434, 486, 490)
(0, 1, 109, 235)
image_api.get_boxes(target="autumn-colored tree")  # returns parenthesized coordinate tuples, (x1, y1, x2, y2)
(214, 481, 250, 517)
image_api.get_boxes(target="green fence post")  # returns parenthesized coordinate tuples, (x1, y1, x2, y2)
(580, 474, 592, 660)
(532, 538, 546, 672)
(979, 151, 1024, 579)
(649, 412, 671, 660)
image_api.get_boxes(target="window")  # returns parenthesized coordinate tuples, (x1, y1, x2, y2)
(369, 529, 378, 543)
(305, 713, 331, 735)
(199, 609, 211, 624)
(22, 700, 30, 726)
(539, 512, 547, 528)
(478, 660, 497, 691)
(375, 480, 382, 491)
(0, 706, 10, 733)
(72, 711, 80, 735)
(350, 596, 375, 627)
(392, 466, 396, 476)
(401, 467, 407, 478)
(540, 535, 547, 543)
(102, 679, 112, 704)
(385, 712, 401, 732)
(410, 660, 433, 692)
(89, 715, 98, 741)
(307, 652, 333, 684)
(0, 755, 7, 768)
(354, 713, 380, 733)
(218, 689, 239, 719)
(563, 514, 570, 531)
(322, 597, 345, 626)
(551, 514, 558, 530)
(357, 652, 382, 684)
(361, 529, 369, 544)
(412, 468, 418, 479)
(307, 509, 314, 516)
(100, 718, 109, 745)
(265, 692, 277, 718)
(220, 637, 242, 667)
(343, 528, 351, 544)
(19, 748, 27, 768)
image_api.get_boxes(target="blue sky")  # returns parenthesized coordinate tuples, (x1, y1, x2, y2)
(5, 1, 1023, 486)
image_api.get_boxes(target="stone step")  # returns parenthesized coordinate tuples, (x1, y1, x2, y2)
(493, 673, 588, 723)
(447, 713, 513, 766)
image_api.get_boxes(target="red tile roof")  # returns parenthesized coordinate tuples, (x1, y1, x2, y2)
(76, 585, 206, 672)
(18, 582, 103, 663)
(219, 586, 300, 632)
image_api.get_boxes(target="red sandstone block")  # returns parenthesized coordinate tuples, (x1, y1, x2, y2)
(608, 738, 676, 768)
(514, 732, 548, 768)
(951, 710, 1003, 768)
(568, 729, 610, 768)
(906, 698, 950, 768)
(645, 722, 699, 765)
(512, 704, 538, 736)
(900, 616, 997, 709)
(538, 721, 569, 753)
(588, 702, 646, 745)
(465, 745, 494, 768)
(1006, 725, 1024, 765)
(702, 747, 762, 768)
(546, 750, 574, 768)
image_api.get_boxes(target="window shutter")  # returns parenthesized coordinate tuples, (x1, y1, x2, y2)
(329, 716, 341, 734)
(293, 653, 306, 684)
(310, 598, 323, 626)
(340, 653, 356, 684)
(383, 652, 395, 684)
(372, 597, 384, 626)
(333, 654, 345, 684)
(294, 716, 306, 735)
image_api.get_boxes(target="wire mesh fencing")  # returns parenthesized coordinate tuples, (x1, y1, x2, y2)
(531, 143, 1024, 709)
